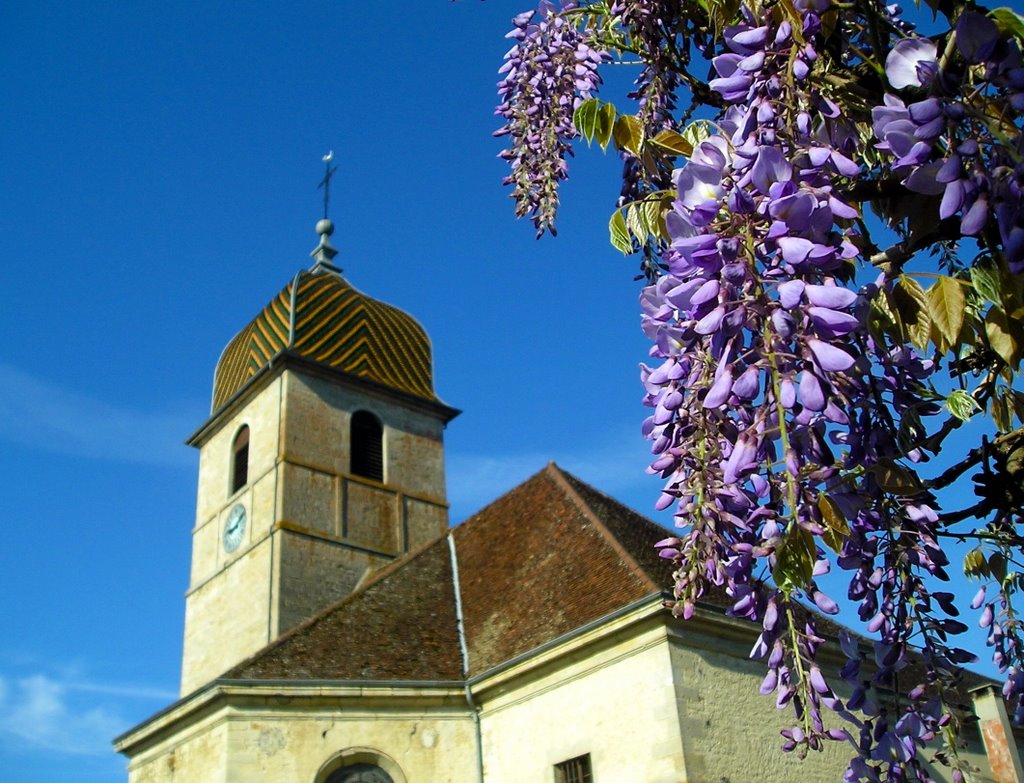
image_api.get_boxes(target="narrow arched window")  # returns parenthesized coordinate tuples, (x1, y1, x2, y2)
(351, 411, 383, 482)
(230, 425, 250, 494)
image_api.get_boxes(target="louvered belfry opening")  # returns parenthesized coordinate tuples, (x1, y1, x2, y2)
(350, 411, 384, 482)
(230, 425, 250, 493)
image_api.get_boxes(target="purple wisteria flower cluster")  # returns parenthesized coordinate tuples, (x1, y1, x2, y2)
(495, 1, 606, 237)
(493, 0, 1024, 779)
(641, 3, 982, 779)
(609, 0, 684, 204)
(874, 11, 1024, 272)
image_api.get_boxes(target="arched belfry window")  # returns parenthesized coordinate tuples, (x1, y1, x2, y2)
(350, 411, 383, 482)
(230, 425, 250, 494)
(326, 764, 394, 783)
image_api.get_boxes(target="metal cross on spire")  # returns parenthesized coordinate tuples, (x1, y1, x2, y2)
(311, 151, 341, 271)
(318, 150, 338, 220)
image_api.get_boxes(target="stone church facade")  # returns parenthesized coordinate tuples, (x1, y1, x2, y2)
(115, 220, 1024, 782)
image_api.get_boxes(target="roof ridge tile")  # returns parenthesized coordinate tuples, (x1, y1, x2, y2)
(544, 463, 660, 594)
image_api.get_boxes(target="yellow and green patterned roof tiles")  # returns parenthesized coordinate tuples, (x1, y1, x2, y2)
(212, 268, 436, 410)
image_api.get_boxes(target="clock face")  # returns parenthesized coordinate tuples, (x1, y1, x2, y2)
(223, 504, 247, 553)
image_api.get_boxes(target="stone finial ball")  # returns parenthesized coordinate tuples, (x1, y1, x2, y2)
(316, 218, 335, 236)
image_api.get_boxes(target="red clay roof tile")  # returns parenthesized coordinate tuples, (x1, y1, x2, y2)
(228, 464, 673, 683)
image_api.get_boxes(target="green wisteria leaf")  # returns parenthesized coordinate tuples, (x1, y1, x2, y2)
(819, 494, 849, 555)
(613, 115, 643, 156)
(928, 275, 966, 353)
(608, 209, 632, 254)
(991, 7, 1024, 43)
(986, 308, 1022, 369)
(893, 276, 931, 350)
(596, 102, 616, 150)
(651, 129, 693, 156)
(773, 525, 815, 591)
(970, 259, 1003, 307)
(573, 98, 600, 144)
(945, 389, 980, 422)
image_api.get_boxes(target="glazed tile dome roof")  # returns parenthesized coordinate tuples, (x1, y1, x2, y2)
(212, 263, 436, 411)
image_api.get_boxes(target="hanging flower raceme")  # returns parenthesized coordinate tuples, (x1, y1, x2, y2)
(495, 2, 607, 237)
(492, 1, 1024, 780)
(873, 11, 1024, 272)
(642, 4, 975, 780)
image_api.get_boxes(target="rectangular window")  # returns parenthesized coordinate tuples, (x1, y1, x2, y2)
(554, 754, 592, 783)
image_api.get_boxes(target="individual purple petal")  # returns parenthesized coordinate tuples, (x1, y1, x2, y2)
(770, 192, 815, 230)
(957, 139, 979, 156)
(712, 52, 744, 78)
(691, 279, 722, 306)
(908, 97, 942, 123)
(665, 278, 703, 310)
(936, 156, 962, 184)
(957, 11, 999, 64)
(723, 433, 758, 483)
(655, 492, 675, 511)
(800, 371, 827, 411)
(812, 590, 840, 615)
(695, 305, 727, 334)
(807, 146, 831, 167)
(808, 306, 860, 334)
(807, 338, 855, 371)
(739, 51, 766, 71)
(751, 473, 769, 497)
(777, 237, 814, 265)
(733, 365, 761, 399)
(760, 668, 779, 695)
(779, 377, 797, 408)
(904, 162, 945, 195)
(772, 309, 795, 339)
(868, 612, 886, 633)
(805, 284, 856, 309)
(704, 368, 734, 408)
(971, 585, 987, 609)
(828, 195, 859, 219)
(809, 666, 831, 694)
(886, 38, 938, 89)
(914, 115, 945, 141)
(829, 150, 861, 177)
(751, 147, 793, 194)
(823, 400, 849, 424)
(980, 604, 994, 628)
(763, 599, 779, 631)
(940, 180, 966, 219)
(961, 196, 989, 235)
(778, 279, 806, 309)
(662, 390, 683, 410)
(726, 25, 769, 53)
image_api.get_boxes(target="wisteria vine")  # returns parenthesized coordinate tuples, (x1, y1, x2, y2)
(496, 0, 1024, 780)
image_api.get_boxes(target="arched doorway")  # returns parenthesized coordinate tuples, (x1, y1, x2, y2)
(325, 762, 394, 783)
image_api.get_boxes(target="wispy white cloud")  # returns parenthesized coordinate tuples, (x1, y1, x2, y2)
(447, 428, 654, 520)
(63, 681, 177, 701)
(0, 668, 175, 758)
(0, 363, 198, 466)
(0, 674, 125, 756)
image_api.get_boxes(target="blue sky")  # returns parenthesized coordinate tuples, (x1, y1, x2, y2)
(0, 2, 1006, 781)
(1, 3, 657, 780)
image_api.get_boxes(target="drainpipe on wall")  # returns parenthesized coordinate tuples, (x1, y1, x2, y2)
(971, 684, 1024, 783)
(447, 533, 484, 783)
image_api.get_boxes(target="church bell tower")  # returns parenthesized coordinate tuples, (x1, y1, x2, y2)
(179, 217, 459, 696)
